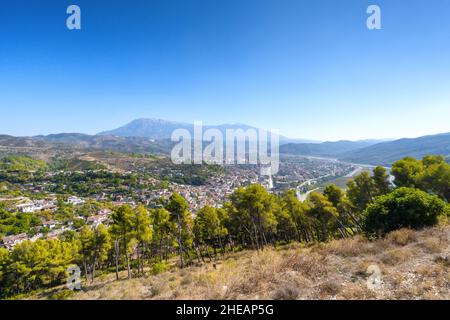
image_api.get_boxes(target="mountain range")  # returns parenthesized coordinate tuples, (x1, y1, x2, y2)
(279, 140, 385, 158)
(1, 118, 450, 166)
(98, 118, 315, 144)
(338, 132, 450, 165)
(0, 133, 173, 156)
(280, 133, 450, 166)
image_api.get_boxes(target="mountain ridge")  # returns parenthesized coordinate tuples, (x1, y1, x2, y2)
(279, 140, 385, 158)
(2, 119, 450, 166)
(338, 132, 450, 165)
(97, 118, 316, 144)
(280, 132, 450, 166)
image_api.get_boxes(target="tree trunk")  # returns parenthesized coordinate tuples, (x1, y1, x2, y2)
(218, 233, 225, 257)
(252, 222, 260, 251)
(83, 259, 89, 282)
(91, 250, 98, 283)
(177, 213, 184, 268)
(137, 244, 141, 275)
(115, 239, 120, 281)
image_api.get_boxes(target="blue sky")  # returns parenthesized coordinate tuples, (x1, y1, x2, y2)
(1, 0, 450, 141)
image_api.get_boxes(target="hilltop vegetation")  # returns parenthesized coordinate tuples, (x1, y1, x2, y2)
(1, 155, 449, 299)
(0, 155, 48, 172)
(41, 225, 450, 300)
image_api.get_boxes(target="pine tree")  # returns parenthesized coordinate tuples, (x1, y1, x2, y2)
(166, 193, 193, 268)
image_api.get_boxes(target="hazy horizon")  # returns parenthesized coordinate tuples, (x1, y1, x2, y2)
(3, 116, 449, 143)
(1, 0, 450, 141)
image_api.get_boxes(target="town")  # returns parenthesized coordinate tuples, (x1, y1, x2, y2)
(0, 152, 355, 250)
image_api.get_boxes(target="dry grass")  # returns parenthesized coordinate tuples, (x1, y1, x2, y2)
(317, 235, 378, 257)
(386, 229, 418, 246)
(271, 284, 301, 300)
(379, 247, 416, 265)
(31, 224, 450, 300)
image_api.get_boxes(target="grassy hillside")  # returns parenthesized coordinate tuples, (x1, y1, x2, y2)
(31, 224, 450, 300)
(0, 155, 48, 172)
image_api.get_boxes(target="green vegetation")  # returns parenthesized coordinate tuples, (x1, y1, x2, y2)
(0, 155, 48, 172)
(50, 158, 107, 171)
(363, 187, 447, 236)
(0, 239, 76, 297)
(164, 164, 225, 186)
(79, 224, 111, 282)
(0, 207, 41, 237)
(0, 155, 449, 299)
(392, 155, 450, 201)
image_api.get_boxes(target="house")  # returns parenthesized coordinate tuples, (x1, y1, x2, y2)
(16, 203, 39, 213)
(1, 233, 29, 250)
(97, 208, 112, 216)
(43, 221, 57, 230)
(16, 200, 56, 213)
(67, 196, 85, 206)
(87, 215, 107, 227)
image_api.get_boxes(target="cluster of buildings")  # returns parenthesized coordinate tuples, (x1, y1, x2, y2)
(13, 196, 86, 214)
(16, 199, 56, 213)
(1, 155, 356, 250)
(273, 156, 354, 191)
(1, 198, 113, 250)
(135, 166, 271, 212)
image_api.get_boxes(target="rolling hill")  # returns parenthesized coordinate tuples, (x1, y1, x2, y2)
(279, 140, 383, 158)
(33, 133, 173, 155)
(0, 134, 173, 159)
(3, 123, 450, 167)
(338, 132, 450, 165)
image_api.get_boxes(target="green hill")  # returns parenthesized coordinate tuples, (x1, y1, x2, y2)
(0, 155, 48, 172)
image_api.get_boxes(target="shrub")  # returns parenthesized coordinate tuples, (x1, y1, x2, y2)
(49, 289, 76, 300)
(362, 187, 447, 236)
(151, 261, 170, 275)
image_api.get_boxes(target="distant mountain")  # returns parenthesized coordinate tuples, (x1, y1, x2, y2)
(33, 133, 172, 155)
(3, 129, 450, 167)
(98, 119, 190, 140)
(0, 133, 172, 158)
(338, 132, 450, 166)
(97, 118, 310, 144)
(34, 133, 97, 144)
(280, 140, 383, 158)
(0, 135, 51, 148)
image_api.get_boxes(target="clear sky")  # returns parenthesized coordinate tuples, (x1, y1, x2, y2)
(1, 0, 450, 141)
